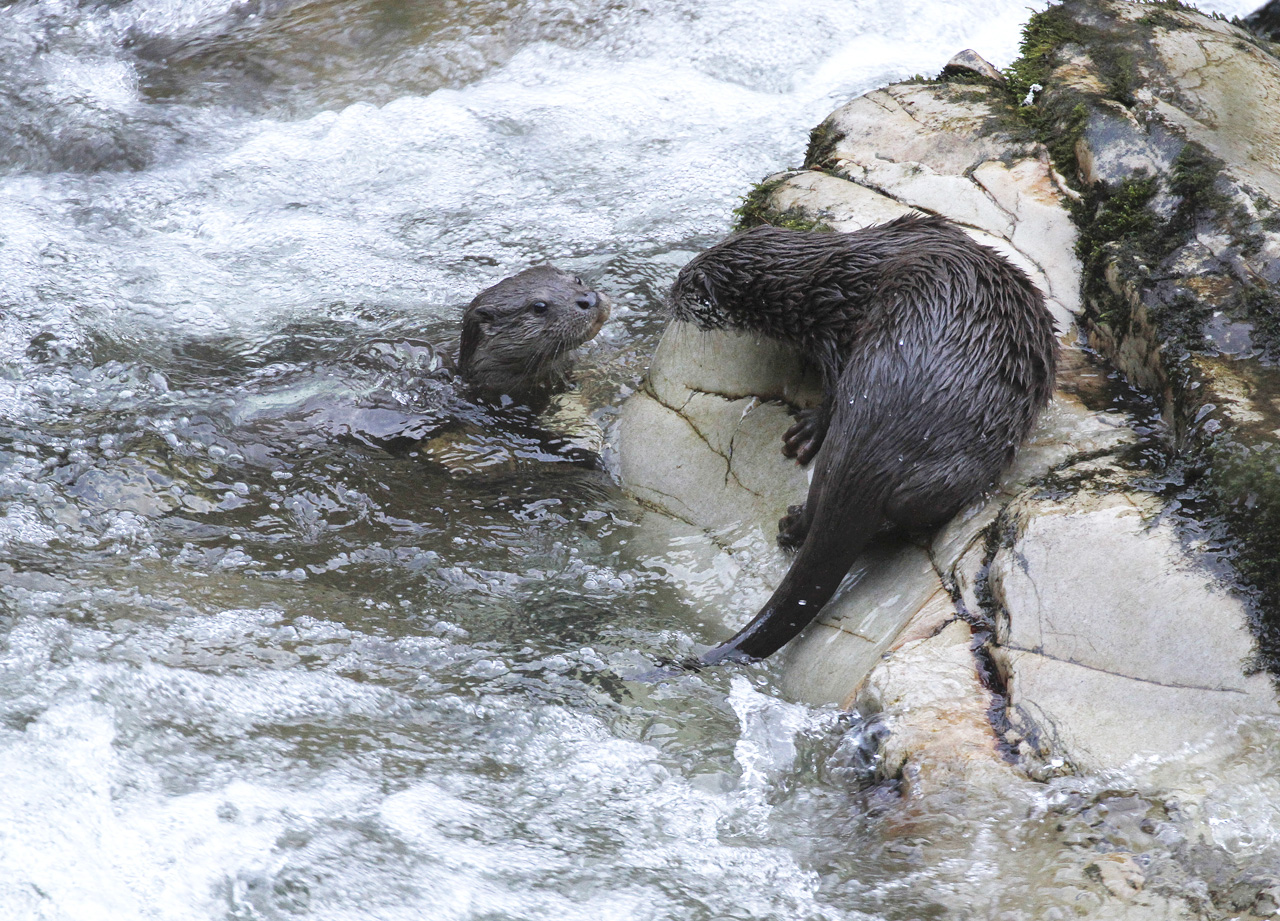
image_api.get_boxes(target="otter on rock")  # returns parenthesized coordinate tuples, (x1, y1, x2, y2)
(667, 213, 1057, 665)
(459, 265, 610, 401)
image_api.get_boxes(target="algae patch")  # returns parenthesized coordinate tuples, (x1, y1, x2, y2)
(732, 176, 833, 233)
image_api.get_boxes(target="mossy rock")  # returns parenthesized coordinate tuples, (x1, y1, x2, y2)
(1002, 0, 1280, 666)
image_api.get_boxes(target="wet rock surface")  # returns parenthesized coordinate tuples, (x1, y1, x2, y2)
(989, 488, 1279, 773)
(616, 0, 1280, 859)
(1014, 1, 1280, 654)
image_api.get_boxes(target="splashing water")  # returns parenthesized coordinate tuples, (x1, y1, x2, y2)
(0, 0, 1275, 918)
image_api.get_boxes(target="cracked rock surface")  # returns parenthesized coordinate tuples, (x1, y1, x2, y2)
(990, 489, 1278, 773)
(615, 8, 1278, 793)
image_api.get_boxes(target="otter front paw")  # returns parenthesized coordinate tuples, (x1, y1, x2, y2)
(782, 408, 828, 465)
(777, 503, 809, 550)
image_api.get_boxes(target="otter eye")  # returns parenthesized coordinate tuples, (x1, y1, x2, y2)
(573, 276, 583, 285)
(530, 301, 549, 314)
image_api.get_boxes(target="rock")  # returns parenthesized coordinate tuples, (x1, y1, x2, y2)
(646, 320, 822, 411)
(617, 5, 1278, 836)
(1076, 100, 1182, 189)
(617, 323, 816, 538)
(1088, 854, 1146, 900)
(941, 49, 1005, 83)
(811, 83, 1034, 176)
(766, 169, 916, 232)
(778, 542, 953, 708)
(855, 620, 1007, 785)
(807, 81, 1082, 332)
(988, 489, 1279, 773)
(1141, 9, 1280, 204)
(1017, 0, 1280, 658)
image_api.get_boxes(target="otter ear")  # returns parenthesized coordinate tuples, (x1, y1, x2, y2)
(467, 304, 498, 325)
(459, 312, 488, 369)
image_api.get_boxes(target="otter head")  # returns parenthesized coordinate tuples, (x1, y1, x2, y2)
(459, 265, 610, 400)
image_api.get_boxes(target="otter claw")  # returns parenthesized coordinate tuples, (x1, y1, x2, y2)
(777, 503, 808, 550)
(782, 410, 827, 465)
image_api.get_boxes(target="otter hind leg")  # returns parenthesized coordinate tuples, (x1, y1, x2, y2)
(777, 503, 809, 550)
(782, 404, 830, 465)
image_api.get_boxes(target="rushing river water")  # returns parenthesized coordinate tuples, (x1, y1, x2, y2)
(3, 1, 1279, 919)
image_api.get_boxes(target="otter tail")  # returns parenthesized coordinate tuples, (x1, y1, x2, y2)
(698, 488, 885, 665)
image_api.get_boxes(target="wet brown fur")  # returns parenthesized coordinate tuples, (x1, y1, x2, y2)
(668, 214, 1058, 664)
(459, 265, 610, 401)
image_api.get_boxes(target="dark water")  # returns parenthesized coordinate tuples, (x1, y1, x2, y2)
(2, 0, 1277, 918)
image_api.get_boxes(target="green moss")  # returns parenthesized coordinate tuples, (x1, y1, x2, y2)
(1007, 3, 1141, 106)
(1065, 138, 1243, 352)
(1203, 440, 1280, 660)
(1040, 98, 1091, 182)
(1069, 175, 1158, 332)
(1243, 284, 1280, 351)
(1076, 175, 1159, 249)
(999, 8, 1119, 182)
(731, 177, 832, 233)
(1004, 4, 1079, 103)
(1150, 291, 1212, 354)
(909, 69, 1004, 88)
(1137, 11, 1178, 28)
(1136, 5, 1194, 30)
(804, 120, 845, 169)
(1166, 142, 1227, 233)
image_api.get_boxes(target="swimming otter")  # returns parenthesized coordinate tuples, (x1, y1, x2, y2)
(459, 265, 610, 402)
(229, 265, 609, 454)
(668, 213, 1057, 665)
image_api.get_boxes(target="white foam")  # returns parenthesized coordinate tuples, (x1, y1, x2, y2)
(0, 0, 1056, 341)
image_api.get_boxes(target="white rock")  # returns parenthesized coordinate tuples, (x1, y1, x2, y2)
(856, 619, 1007, 783)
(989, 491, 1279, 773)
(779, 542, 954, 708)
(767, 169, 916, 231)
(1145, 9, 1280, 203)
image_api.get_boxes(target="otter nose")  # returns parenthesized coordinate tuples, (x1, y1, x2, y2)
(576, 291, 599, 310)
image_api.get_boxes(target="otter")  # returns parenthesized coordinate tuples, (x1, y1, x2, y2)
(459, 265, 610, 403)
(229, 265, 610, 454)
(667, 213, 1057, 665)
